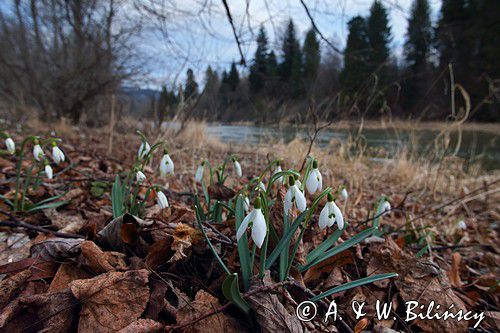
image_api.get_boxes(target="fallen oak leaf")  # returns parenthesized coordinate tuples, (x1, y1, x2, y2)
(79, 240, 127, 274)
(69, 269, 150, 333)
(0, 270, 31, 309)
(118, 319, 164, 333)
(30, 237, 83, 262)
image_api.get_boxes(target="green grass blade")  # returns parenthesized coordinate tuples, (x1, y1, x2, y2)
(300, 227, 376, 272)
(311, 273, 398, 302)
(265, 210, 307, 270)
(222, 273, 251, 314)
(306, 226, 346, 264)
(111, 175, 124, 218)
(28, 200, 69, 212)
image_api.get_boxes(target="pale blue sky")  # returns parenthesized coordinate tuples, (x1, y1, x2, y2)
(132, 0, 443, 88)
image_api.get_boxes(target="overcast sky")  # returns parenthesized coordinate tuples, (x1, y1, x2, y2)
(134, 0, 443, 88)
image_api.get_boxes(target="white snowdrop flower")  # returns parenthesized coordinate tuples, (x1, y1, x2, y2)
(194, 162, 204, 183)
(236, 198, 267, 248)
(457, 220, 466, 230)
(273, 164, 283, 184)
(51, 144, 65, 164)
(160, 153, 174, 176)
(44, 164, 53, 180)
(341, 188, 348, 201)
(33, 144, 44, 161)
(319, 193, 344, 230)
(136, 171, 146, 182)
(381, 200, 391, 214)
(233, 159, 242, 178)
(284, 177, 307, 213)
(306, 160, 323, 194)
(137, 141, 151, 160)
(156, 191, 169, 209)
(5, 137, 15, 154)
(243, 196, 250, 212)
(257, 181, 266, 191)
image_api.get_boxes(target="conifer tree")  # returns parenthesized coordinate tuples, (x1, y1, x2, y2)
(366, 1, 392, 79)
(279, 20, 301, 83)
(303, 28, 320, 91)
(184, 68, 198, 101)
(227, 62, 240, 91)
(249, 26, 269, 93)
(403, 0, 432, 113)
(340, 16, 370, 93)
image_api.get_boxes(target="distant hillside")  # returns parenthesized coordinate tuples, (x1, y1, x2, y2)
(119, 86, 160, 116)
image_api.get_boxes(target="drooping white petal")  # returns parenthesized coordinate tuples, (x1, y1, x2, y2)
(318, 204, 330, 229)
(243, 196, 250, 211)
(306, 169, 322, 194)
(382, 201, 391, 213)
(331, 201, 344, 229)
(251, 209, 267, 248)
(33, 144, 44, 161)
(138, 141, 151, 160)
(341, 188, 348, 201)
(457, 220, 466, 230)
(5, 138, 15, 154)
(234, 160, 242, 178)
(136, 171, 146, 182)
(156, 191, 169, 209)
(236, 209, 256, 241)
(45, 164, 53, 179)
(294, 185, 307, 212)
(52, 146, 65, 164)
(160, 154, 174, 176)
(194, 165, 204, 183)
(257, 181, 266, 191)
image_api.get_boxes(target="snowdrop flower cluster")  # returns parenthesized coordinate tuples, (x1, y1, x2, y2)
(284, 176, 307, 213)
(306, 159, 322, 194)
(4, 136, 15, 154)
(319, 193, 344, 230)
(381, 200, 391, 214)
(237, 197, 266, 248)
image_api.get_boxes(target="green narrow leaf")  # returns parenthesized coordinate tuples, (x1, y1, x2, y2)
(279, 213, 290, 281)
(235, 196, 252, 290)
(311, 273, 398, 302)
(306, 226, 346, 264)
(0, 195, 15, 208)
(222, 273, 251, 314)
(265, 211, 307, 270)
(299, 227, 376, 272)
(28, 200, 69, 212)
(111, 175, 124, 218)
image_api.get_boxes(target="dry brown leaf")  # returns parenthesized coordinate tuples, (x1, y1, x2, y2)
(247, 272, 304, 333)
(43, 208, 86, 234)
(0, 290, 77, 333)
(367, 238, 468, 332)
(208, 183, 235, 201)
(145, 238, 173, 270)
(176, 289, 237, 333)
(169, 223, 201, 263)
(30, 237, 83, 262)
(354, 317, 370, 333)
(48, 263, 93, 292)
(0, 270, 31, 309)
(118, 319, 164, 333)
(79, 240, 127, 273)
(70, 269, 150, 333)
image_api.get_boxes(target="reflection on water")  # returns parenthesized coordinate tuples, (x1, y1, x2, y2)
(204, 124, 499, 170)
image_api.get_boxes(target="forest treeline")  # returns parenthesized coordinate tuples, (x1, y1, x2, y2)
(0, 0, 497, 125)
(156, 0, 499, 123)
